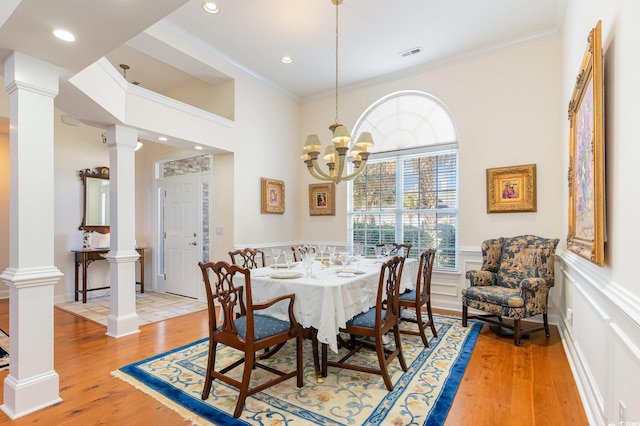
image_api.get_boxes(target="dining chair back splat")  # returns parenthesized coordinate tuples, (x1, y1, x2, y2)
(376, 243, 412, 258)
(291, 244, 316, 262)
(198, 261, 303, 418)
(228, 248, 266, 269)
(399, 249, 437, 347)
(321, 255, 407, 391)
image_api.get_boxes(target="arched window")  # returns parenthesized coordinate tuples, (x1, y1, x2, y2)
(348, 91, 458, 270)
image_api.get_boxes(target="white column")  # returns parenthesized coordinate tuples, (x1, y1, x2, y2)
(0, 52, 62, 419)
(104, 125, 140, 337)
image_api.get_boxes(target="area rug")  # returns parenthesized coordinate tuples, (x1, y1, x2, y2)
(112, 315, 481, 425)
(0, 328, 9, 372)
(56, 291, 207, 327)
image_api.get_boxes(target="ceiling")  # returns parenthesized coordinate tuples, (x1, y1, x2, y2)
(0, 0, 565, 130)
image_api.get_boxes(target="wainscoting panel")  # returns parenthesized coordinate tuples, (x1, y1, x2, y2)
(557, 251, 640, 426)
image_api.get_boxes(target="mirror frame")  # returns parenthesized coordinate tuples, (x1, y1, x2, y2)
(79, 166, 110, 233)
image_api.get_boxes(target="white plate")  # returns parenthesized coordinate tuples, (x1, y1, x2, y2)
(337, 272, 356, 278)
(337, 269, 365, 275)
(271, 262, 300, 269)
(270, 271, 303, 279)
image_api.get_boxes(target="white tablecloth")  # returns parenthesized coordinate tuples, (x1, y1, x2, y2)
(237, 257, 418, 352)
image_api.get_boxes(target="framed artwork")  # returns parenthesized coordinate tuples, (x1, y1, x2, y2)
(260, 178, 285, 214)
(309, 183, 335, 216)
(486, 164, 537, 213)
(567, 20, 605, 266)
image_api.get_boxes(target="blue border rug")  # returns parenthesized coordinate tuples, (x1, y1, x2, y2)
(112, 315, 481, 425)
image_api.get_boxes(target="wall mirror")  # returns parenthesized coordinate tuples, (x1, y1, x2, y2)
(79, 166, 110, 233)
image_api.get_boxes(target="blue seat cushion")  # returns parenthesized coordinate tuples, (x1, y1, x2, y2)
(398, 289, 416, 301)
(346, 308, 386, 328)
(231, 314, 291, 340)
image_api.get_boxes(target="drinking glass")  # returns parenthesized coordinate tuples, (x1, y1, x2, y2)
(353, 243, 363, 271)
(328, 246, 336, 262)
(284, 251, 293, 269)
(339, 251, 349, 268)
(375, 245, 382, 259)
(271, 248, 281, 266)
(385, 244, 393, 258)
(317, 244, 327, 261)
(304, 251, 317, 277)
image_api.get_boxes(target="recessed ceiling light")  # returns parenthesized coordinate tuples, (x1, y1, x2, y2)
(281, 56, 293, 64)
(53, 29, 75, 42)
(158, 136, 168, 142)
(194, 146, 203, 150)
(201, 2, 220, 14)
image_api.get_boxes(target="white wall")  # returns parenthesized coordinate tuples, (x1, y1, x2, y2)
(300, 35, 565, 311)
(558, 0, 640, 424)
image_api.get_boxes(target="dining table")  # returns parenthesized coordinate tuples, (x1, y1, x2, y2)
(236, 256, 418, 380)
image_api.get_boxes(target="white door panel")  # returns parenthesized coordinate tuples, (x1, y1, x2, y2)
(164, 174, 200, 299)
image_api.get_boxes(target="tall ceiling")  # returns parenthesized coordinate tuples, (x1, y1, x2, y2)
(0, 0, 565, 128)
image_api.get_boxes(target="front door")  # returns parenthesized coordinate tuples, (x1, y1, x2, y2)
(163, 174, 201, 299)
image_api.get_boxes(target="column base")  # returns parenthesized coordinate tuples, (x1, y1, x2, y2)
(1, 371, 61, 419)
(106, 313, 141, 338)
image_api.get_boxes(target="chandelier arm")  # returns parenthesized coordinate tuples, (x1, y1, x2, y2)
(307, 167, 331, 182)
(309, 159, 333, 180)
(334, 153, 347, 182)
(340, 160, 369, 181)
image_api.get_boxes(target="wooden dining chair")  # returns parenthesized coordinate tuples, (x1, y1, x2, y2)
(291, 244, 316, 262)
(198, 261, 303, 418)
(228, 248, 266, 269)
(398, 249, 437, 347)
(321, 255, 407, 391)
(376, 243, 412, 258)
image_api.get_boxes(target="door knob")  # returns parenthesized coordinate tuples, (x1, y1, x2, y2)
(189, 241, 198, 246)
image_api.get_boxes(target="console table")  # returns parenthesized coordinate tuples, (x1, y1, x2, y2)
(72, 248, 146, 303)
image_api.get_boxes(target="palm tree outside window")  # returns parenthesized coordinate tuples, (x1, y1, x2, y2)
(348, 91, 459, 270)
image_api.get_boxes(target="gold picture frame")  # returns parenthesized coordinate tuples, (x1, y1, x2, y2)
(309, 183, 335, 216)
(260, 178, 285, 214)
(486, 164, 537, 213)
(567, 21, 605, 266)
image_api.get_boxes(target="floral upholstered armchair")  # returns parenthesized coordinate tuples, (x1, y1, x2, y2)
(461, 235, 559, 346)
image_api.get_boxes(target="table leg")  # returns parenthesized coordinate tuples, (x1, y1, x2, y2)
(138, 249, 145, 293)
(81, 255, 88, 304)
(74, 257, 79, 302)
(306, 328, 324, 383)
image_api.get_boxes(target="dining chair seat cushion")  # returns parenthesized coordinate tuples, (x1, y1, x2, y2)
(230, 314, 291, 340)
(346, 308, 387, 328)
(398, 289, 416, 301)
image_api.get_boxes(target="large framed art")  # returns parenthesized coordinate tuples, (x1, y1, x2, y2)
(567, 20, 605, 266)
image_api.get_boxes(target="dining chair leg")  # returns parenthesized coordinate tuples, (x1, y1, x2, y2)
(376, 337, 393, 391)
(394, 326, 407, 372)
(414, 307, 430, 348)
(202, 341, 217, 399)
(234, 353, 254, 418)
(426, 302, 438, 337)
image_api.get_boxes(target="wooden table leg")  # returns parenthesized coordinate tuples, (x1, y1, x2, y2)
(303, 328, 324, 383)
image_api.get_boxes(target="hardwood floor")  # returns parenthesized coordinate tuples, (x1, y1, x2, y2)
(0, 300, 587, 425)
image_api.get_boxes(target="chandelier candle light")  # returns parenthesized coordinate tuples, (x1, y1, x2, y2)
(301, 0, 374, 184)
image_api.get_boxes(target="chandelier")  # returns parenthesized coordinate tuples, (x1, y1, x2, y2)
(301, 0, 374, 184)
